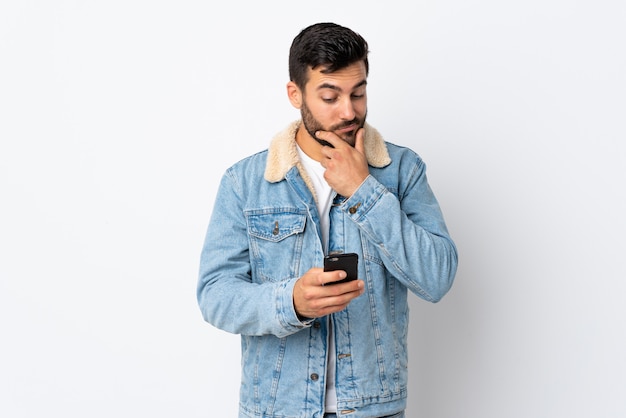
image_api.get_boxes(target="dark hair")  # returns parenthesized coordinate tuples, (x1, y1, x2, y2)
(288, 22, 369, 89)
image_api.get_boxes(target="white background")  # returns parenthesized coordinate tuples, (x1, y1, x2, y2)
(1, 1, 625, 417)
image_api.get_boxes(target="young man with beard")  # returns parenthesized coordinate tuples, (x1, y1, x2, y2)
(197, 22, 458, 418)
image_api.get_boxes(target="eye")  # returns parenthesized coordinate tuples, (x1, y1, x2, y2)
(322, 96, 338, 103)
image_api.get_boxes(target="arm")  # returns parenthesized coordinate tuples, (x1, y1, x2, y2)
(342, 159, 458, 302)
(317, 129, 457, 302)
(196, 169, 307, 337)
(198, 167, 366, 336)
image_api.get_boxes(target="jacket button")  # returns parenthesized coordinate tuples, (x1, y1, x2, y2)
(313, 321, 321, 329)
(310, 373, 319, 381)
(348, 202, 361, 214)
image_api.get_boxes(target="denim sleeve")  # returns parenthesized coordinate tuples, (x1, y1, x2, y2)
(196, 169, 311, 337)
(341, 159, 458, 302)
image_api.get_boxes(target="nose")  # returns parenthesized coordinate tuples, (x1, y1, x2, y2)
(338, 97, 356, 121)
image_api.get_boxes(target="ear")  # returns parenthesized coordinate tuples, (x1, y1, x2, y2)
(286, 81, 302, 109)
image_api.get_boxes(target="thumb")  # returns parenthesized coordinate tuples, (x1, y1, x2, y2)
(354, 128, 365, 155)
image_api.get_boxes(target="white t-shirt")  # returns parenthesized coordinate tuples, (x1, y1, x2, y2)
(296, 145, 338, 413)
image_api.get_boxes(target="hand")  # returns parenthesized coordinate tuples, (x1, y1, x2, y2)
(293, 267, 365, 319)
(316, 128, 369, 197)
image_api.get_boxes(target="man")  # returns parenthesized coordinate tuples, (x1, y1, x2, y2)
(197, 22, 458, 418)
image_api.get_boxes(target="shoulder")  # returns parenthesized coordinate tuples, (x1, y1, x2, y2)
(383, 141, 426, 170)
(228, 149, 268, 171)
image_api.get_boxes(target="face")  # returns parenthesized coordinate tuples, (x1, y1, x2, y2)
(298, 61, 368, 147)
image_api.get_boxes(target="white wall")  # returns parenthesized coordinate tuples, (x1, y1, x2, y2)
(1, 1, 624, 417)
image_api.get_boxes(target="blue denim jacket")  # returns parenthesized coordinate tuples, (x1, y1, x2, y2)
(198, 121, 458, 418)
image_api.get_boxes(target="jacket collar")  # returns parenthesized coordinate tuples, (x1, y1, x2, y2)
(264, 120, 391, 184)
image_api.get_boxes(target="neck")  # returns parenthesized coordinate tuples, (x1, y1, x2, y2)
(295, 124, 324, 162)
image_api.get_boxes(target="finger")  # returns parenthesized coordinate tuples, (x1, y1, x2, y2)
(315, 130, 343, 148)
(323, 277, 364, 295)
(322, 281, 365, 305)
(321, 270, 347, 285)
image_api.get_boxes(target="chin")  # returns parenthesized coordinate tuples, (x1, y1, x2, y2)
(340, 133, 357, 147)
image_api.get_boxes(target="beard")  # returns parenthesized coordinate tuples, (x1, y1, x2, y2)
(300, 100, 366, 148)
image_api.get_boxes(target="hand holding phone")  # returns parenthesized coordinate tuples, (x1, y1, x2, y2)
(293, 258, 363, 318)
(323, 253, 358, 285)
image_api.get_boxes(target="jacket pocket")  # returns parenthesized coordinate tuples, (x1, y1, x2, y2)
(245, 208, 307, 283)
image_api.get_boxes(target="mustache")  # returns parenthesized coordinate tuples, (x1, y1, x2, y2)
(330, 118, 362, 131)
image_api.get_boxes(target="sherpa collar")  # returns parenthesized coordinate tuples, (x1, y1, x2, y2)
(264, 120, 392, 184)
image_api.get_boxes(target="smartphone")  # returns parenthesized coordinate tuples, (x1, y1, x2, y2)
(323, 253, 358, 285)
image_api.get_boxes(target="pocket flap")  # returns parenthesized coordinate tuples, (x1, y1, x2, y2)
(245, 210, 306, 242)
